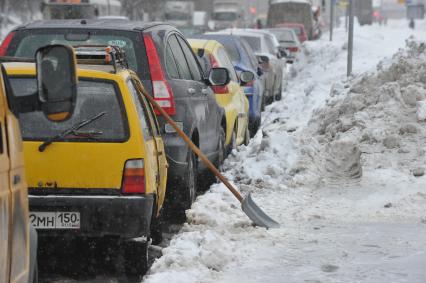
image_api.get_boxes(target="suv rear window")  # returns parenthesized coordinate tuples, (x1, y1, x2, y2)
(8, 29, 150, 80)
(9, 77, 129, 142)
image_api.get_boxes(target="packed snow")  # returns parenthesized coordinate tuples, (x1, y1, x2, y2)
(144, 20, 426, 283)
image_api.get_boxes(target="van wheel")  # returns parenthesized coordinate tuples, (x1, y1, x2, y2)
(123, 240, 148, 280)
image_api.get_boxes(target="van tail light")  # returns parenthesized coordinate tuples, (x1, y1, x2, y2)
(0, 32, 15, 56)
(209, 54, 229, 94)
(287, 47, 299, 52)
(122, 159, 145, 194)
(143, 34, 176, 115)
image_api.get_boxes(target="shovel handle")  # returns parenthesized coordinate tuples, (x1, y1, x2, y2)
(136, 82, 244, 203)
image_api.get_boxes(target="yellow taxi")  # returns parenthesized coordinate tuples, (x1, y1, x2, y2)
(5, 46, 168, 278)
(0, 64, 37, 282)
(189, 39, 252, 153)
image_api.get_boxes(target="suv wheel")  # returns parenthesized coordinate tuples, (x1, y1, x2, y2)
(123, 240, 148, 280)
(186, 150, 197, 206)
(199, 127, 225, 191)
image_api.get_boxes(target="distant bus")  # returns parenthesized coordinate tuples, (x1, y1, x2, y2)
(41, 0, 122, 20)
(267, 0, 315, 40)
(355, 0, 373, 25)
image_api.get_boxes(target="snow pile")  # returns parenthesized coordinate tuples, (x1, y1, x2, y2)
(145, 24, 426, 283)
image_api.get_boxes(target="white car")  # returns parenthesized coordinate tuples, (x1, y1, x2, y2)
(267, 27, 302, 63)
(212, 28, 287, 102)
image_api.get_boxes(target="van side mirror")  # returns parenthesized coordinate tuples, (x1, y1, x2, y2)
(208, 67, 230, 86)
(239, 70, 255, 86)
(36, 45, 77, 121)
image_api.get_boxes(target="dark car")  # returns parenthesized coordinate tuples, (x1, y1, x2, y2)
(196, 33, 265, 135)
(0, 20, 228, 220)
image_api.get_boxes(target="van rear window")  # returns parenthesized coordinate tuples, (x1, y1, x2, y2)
(9, 77, 129, 142)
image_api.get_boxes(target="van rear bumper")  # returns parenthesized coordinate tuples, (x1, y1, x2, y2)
(28, 194, 154, 239)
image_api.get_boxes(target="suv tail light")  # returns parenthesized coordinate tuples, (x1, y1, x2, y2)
(0, 32, 15, 56)
(209, 54, 229, 94)
(143, 34, 176, 115)
(122, 159, 145, 194)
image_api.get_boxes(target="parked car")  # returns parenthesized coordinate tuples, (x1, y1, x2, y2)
(189, 38, 251, 153)
(0, 20, 228, 218)
(277, 23, 308, 43)
(0, 62, 38, 283)
(214, 28, 286, 103)
(6, 46, 170, 278)
(196, 33, 265, 135)
(267, 27, 301, 63)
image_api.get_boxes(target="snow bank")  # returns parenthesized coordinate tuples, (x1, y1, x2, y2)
(145, 23, 426, 283)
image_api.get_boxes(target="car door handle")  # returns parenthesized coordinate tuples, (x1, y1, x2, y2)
(187, 88, 196, 94)
(201, 88, 209, 95)
(157, 151, 163, 156)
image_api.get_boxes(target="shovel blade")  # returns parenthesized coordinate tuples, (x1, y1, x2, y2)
(241, 193, 280, 229)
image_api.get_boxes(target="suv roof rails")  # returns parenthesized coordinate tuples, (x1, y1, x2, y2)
(74, 45, 129, 73)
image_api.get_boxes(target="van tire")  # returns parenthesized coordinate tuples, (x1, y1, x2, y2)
(123, 240, 148, 280)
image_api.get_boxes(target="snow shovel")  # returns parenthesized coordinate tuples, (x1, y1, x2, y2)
(137, 84, 280, 229)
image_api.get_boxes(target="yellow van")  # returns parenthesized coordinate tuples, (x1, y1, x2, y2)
(0, 64, 38, 282)
(189, 39, 251, 153)
(5, 47, 168, 278)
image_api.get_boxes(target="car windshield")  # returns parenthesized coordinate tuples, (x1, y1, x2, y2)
(9, 77, 128, 142)
(240, 36, 261, 53)
(213, 12, 237, 21)
(8, 29, 149, 79)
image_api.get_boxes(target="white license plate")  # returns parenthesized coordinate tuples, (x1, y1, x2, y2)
(29, 212, 80, 229)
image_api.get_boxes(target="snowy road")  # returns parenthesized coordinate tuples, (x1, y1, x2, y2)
(144, 21, 426, 283)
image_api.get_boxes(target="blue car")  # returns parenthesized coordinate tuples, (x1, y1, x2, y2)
(195, 34, 266, 136)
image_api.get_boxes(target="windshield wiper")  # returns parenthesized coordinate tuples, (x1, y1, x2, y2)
(38, 111, 107, 152)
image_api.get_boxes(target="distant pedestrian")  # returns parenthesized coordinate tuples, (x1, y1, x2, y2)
(409, 18, 415, 29)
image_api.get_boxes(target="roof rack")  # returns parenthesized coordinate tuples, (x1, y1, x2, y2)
(0, 45, 130, 74)
(73, 45, 129, 73)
